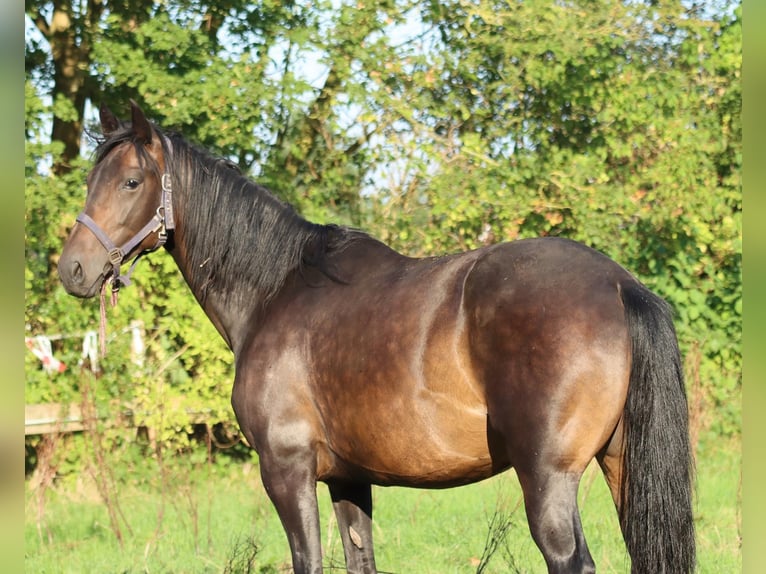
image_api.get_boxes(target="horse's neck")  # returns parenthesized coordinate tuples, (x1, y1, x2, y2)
(165, 246, 247, 352)
(164, 149, 408, 353)
(167, 221, 404, 355)
(165, 215, 279, 353)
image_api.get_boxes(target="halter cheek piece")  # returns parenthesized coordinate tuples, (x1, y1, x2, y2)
(75, 171, 175, 292)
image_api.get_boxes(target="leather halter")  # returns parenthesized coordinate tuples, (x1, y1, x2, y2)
(75, 170, 175, 292)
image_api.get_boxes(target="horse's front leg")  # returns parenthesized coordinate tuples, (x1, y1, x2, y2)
(328, 481, 377, 574)
(232, 360, 329, 572)
(259, 452, 324, 574)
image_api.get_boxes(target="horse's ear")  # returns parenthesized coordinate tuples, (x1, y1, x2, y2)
(99, 103, 121, 135)
(129, 99, 153, 144)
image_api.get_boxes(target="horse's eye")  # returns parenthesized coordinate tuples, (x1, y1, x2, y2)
(124, 178, 141, 190)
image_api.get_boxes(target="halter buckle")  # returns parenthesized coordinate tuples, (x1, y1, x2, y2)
(108, 248, 123, 266)
(161, 173, 175, 230)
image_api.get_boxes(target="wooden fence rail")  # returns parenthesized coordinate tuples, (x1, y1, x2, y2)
(25, 403, 89, 435)
(24, 402, 213, 436)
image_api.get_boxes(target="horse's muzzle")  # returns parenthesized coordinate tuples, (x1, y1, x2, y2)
(58, 250, 107, 299)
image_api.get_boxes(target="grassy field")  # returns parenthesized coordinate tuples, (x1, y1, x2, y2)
(25, 436, 740, 573)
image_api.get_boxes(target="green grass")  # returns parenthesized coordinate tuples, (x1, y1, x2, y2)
(25, 437, 741, 573)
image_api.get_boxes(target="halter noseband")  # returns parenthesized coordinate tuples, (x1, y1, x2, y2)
(76, 170, 175, 292)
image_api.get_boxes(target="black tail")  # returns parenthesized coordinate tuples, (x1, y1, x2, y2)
(619, 282, 695, 573)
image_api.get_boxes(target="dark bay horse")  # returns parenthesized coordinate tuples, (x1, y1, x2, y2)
(58, 101, 695, 573)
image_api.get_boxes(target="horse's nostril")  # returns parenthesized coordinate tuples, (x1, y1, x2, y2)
(72, 261, 83, 282)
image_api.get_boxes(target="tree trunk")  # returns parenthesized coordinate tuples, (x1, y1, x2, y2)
(29, 0, 103, 175)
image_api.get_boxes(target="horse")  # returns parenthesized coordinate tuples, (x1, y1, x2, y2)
(58, 101, 695, 574)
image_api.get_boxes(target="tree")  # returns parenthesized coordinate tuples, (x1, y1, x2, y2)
(26, 0, 103, 175)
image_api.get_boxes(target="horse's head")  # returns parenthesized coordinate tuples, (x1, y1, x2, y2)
(59, 100, 174, 298)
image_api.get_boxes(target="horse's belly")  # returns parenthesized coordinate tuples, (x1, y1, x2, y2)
(323, 396, 499, 487)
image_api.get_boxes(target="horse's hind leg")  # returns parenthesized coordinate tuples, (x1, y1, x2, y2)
(596, 416, 625, 516)
(328, 481, 377, 574)
(518, 469, 595, 574)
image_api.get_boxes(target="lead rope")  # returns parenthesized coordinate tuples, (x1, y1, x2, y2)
(99, 277, 119, 357)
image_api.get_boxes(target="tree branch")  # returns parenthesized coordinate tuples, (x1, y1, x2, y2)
(26, 2, 50, 38)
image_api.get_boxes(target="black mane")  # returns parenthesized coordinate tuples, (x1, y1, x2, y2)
(95, 124, 366, 304)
